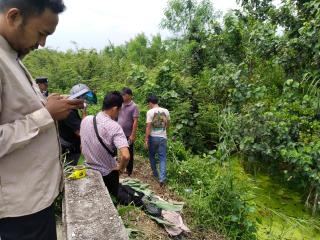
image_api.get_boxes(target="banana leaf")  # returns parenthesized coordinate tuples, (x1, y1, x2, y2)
(149, 216, 174, 226)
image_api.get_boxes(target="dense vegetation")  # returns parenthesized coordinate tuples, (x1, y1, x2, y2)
(24, 0, 320, 239)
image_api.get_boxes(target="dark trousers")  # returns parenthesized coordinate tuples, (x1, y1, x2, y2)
(103, 170, 120, 197)
(67, 152, 81, 166)
(126, 140, 134, 175)
(0, 204, 57, 240)
(61, 145, 80, 166)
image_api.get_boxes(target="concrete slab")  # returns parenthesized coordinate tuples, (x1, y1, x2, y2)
(64, 169, 128, 240)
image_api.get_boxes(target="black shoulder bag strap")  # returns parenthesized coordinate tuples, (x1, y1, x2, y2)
(93, 115, 117, 157)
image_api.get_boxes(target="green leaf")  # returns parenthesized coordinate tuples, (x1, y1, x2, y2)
(151, 200, 184, 212)
(149, 216, 174, 226)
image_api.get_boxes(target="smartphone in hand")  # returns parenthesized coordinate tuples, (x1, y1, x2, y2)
(68, 89, 97, 104)
(68, 88, 89, 100)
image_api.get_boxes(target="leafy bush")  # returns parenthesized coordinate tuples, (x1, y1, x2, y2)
(235, 80, 320, 212)
(168, 155, 257, 239)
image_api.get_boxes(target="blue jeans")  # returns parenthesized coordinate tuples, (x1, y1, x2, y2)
(148, 136, 167, 183)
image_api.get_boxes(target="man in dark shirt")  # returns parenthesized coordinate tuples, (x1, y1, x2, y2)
(59, 84, 88, 166)
(58, 109, 82, 166)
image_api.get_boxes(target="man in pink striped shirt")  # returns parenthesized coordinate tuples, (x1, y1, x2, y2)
(80, 91, 130, 196)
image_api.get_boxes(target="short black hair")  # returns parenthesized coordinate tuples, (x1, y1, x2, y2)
(102, 91, 123, 110)
(147, 95, 158, 104)
(0, 0, 66, 17)
(121, 87, 133, 96)
(35, 76, 48, 84)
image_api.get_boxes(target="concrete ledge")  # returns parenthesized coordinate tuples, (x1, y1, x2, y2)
(63, 169, 128, 240)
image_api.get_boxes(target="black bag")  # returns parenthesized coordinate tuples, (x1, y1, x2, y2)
(141, 195, 162, 217)
(117, 184, 144, 207)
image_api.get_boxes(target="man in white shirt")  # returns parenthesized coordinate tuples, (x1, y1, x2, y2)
(144, 95, 170, 187)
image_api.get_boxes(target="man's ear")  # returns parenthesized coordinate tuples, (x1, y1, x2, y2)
(6, 8, 23, 28)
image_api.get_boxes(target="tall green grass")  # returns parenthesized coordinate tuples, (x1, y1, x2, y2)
(167, 152, 256, 239)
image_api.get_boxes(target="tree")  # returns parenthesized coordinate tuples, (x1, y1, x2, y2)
(161, 0, 217, 36)
(237, 0, 274, 20)
(126, 33, 149, 65)
(161, 0, 220, 75)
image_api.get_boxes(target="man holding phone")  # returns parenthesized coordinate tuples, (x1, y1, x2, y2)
(0, 1, 83, 239)
(59, 84, 91, 166)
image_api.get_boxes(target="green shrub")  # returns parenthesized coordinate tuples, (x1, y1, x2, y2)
(167, 155, 257, 239)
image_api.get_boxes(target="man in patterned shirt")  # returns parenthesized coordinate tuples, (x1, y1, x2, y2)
(145, 95, 170, 187)
(80, 91, 130, 197)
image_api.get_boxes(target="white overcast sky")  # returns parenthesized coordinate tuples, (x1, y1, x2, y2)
(46, 0, 239, 51)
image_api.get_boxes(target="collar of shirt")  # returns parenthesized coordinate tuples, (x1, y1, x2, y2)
(123, 101, 133, 107)
(101, 111, 112, 120)
(0, 35, 19, 60)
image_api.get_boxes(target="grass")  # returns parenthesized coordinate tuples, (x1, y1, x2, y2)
(166, 155, 257, 240)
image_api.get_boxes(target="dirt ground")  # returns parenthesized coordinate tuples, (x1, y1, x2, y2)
(120, 155, 224, 240)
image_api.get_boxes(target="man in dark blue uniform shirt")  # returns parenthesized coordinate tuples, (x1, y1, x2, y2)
(59, 84, 89, 166)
